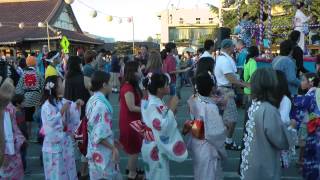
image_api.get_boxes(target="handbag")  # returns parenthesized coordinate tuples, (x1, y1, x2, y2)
(74, 116, 88, 156)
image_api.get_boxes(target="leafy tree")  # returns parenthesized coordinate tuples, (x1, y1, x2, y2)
(147, 36, 154, 42)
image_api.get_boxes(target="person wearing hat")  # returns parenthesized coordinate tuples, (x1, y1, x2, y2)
(16, 55, 44, 141)
(45, 51, 62, 79)
(214, 39, 249, 151)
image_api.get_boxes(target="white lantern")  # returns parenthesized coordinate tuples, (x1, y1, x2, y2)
(64, 0, 74, 5)
(38, 22, 45, 28)
(18, 22, 25, 29)
(106, 16, 113, 22)
(90, 10, 97, 18)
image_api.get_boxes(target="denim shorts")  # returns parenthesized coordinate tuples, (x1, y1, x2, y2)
(170, 83, 176, 96)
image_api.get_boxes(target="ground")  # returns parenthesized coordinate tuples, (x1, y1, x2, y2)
(24, 87, 302, 180)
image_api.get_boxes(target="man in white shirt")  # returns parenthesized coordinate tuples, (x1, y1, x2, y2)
(214, 39, 248, 151)
(200, 39, 215, 60)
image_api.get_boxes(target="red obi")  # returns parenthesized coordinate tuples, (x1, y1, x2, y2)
(130, 120, 155, 141)
(307, 117, 320, 134)
(184, 119, 205, 140)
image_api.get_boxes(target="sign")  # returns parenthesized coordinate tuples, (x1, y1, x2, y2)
(60, 36, 70, 54)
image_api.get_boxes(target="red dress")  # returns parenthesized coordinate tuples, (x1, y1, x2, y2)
(119, 83, 143, 154)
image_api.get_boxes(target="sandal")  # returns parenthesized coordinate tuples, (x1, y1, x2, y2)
(225, 142, 242, 151)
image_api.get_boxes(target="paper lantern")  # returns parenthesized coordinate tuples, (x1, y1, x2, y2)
(90, 10, 97, 18)
(18, 22, 25, 29)
(64, 0, 74, 5)
(117, 18, 122, 24)
(106, 16, 113, 22)
(127, 17, 132, 23)
(38, 22, 45, 28)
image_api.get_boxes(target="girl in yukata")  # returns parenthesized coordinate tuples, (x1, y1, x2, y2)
(0, 78, 26, 179)
(240, 68, 296, 180)
(184, 72, 226, 180)
(291, 73, 319, 168)
(290, 73, 320, 180)
(41, 75, 83, 180)
(86, 71, 121, 180)
(141, 73, 188, 180)
(275, 71, 298, 168)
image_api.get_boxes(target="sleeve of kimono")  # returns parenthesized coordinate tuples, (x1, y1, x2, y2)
(204, 104, 227, 159)
(41, 103, 63, 131)
(279, 97, 292, 125)
(263, 104, 291, 150)
(12, 112, 26, 150)
(149, 105, 188, 162)
(15, 75, 24, 95)
(67, 101, 81, 133)
(91, 106, 113, 144)
(292, 93, 313, 111)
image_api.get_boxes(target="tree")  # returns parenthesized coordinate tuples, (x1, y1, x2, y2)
(209, 0, 320, 44)
(147, 36, 153, 42)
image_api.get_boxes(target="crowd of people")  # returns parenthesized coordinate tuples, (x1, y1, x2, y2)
(0, 14, 320, 180)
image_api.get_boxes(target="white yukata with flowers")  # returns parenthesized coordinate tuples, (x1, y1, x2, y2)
(187, 95, 227, 180)
(86, 92, 121, 180)
(41, 99, 80, 180)
(141, 95, 188, 180)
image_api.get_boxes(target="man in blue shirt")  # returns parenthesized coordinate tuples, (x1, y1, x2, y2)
(236, 39, 248, 79)
(272, 40, 300, 96)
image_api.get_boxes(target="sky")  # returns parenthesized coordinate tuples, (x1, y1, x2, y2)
(72, 0, 220, 41)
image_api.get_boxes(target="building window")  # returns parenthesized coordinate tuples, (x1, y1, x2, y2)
(179, 18, 184, 24)
(209, 18, 213, 24)
(196, 18, 201, 24)
(53, 7, 76, 31)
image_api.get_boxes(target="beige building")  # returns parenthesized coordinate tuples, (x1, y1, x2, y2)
(158, 7, 219, 51)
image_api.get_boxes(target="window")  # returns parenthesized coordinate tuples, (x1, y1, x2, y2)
(179, 18, 184, 24)
(53, 7, 76, 31)
(196, 18, 201, 24)
(169, 27, 215, 42)
(209, 18, 214, 24)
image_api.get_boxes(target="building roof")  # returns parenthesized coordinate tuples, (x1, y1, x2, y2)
(0, 0, 103, 45)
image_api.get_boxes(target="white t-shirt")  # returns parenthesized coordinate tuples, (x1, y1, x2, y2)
(279, 96, 292, 126)
(200, 51, 214, 59)
(214, 52, 237, 86)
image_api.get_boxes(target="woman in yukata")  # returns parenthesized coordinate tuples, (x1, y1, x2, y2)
(0, 78, 26, 179)
(86, 71, 121, 180)
(240, 68, 296, 180)
(184, 72, 227, 180)
(141, 73, 188, 180)
(290, 73, 320, 180)
(41, 75, 83, 180)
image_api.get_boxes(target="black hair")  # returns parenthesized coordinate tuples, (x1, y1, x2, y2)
(197, 48, 205, 55)
(280, 40, 294, 56)
(19, 58, 27, 69)
(196, 72, 215, 97)
(66, 56, 82, 79)
(165, 42, 176, 54)
(275, 70, 291, 104)
(123, 61, 142, 96)
(251, 68, 279, 107)
(142, 73, 169, 95)
(243, 12, 249, 18)
(304, 72, 320, 87)
(47, 51, 59, 60)
(99, 49, 107, 54)
(42, 75, 60, 106)
(140, 45, 149, 50)
(289, 30, 301, 43)
(160, 49, 168, 60)
(196, 57, 214, 76)
(91, 71, 110, 92)
(12, 94, 24, 106)
(245, 46, 259, 64)
(296, 2, 305, 9)
(204, 40, 214, 51)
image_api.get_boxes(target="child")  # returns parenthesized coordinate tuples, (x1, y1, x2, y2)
(291, 73, 319, 167)
(275, 71, 298, 168)
(41, 75, 83, 180)
(12, 94, 28, 172)
(184, 72, 226, 180)
(0, 78, 26, 179)
(141, 73, 188, 180)
(290, 73, 320, 180)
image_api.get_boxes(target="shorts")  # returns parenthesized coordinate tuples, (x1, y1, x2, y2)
(25, 106, 35, 122)
(169, 83, 176, 96)
(223, 98, 238, 123)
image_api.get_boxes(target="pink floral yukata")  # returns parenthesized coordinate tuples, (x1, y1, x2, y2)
(0, 103, 25, 180)
(41, 99, 80, 180)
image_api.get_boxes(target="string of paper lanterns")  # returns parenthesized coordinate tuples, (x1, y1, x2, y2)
(64, 0, 133, 24)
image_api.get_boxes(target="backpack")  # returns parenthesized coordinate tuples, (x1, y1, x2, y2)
(74, 116, 88, 156)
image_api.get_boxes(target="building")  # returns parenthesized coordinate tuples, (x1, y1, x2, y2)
(158, 7, 219, 51)
(0, 0, 104, 56)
